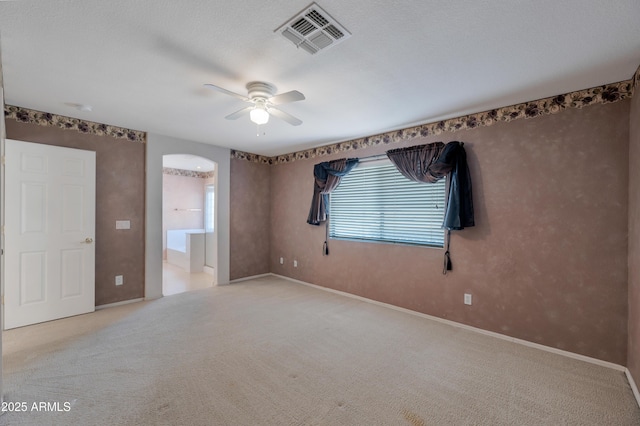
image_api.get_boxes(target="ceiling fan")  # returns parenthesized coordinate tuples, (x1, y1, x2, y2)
(204, 81, 305, 126)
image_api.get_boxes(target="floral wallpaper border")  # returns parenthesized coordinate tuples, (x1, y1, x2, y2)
(163, 167, 215, 179)
(4, 105, 146, 143)
(6, 67, 639, 159)
(232, 76, 638, 165)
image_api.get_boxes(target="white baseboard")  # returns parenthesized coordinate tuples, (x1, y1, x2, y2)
(96, 298, 144, 310)
(626, 368, 640, 408)
(272, 273, 626, 372)
(229, 273, 272, 284)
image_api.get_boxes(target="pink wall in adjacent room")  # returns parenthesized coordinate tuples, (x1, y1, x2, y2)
(268, 101, 630, 365)
(628, 79, 640, 383)
(162, 173, 205, 259)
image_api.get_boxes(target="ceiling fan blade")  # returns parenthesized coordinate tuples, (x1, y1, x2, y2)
(269, 90, 305, 105)
(225, 106, 253, 120)
(268, 106, 303, 126)
(204, 84, 250, 102)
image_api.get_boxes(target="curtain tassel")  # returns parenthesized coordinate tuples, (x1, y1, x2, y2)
(443, 230, 452, 275)
(323, 220, 330, 255)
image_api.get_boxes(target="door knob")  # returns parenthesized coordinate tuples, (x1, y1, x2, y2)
(84, 237, 94, 244)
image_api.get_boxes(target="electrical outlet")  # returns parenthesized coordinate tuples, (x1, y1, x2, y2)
(464, 293, 472, 305)
(293, 260, 298, 268)
(280, 257, 284, 265)
(115, 275, 124, 286)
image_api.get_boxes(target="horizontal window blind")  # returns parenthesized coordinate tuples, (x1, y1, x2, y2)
(329, 162, 446, 247)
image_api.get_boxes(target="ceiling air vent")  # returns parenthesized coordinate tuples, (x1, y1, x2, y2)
(275, 3, 351, 55)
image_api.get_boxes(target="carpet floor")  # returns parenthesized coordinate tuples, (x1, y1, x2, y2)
(1, 275, 638, 425)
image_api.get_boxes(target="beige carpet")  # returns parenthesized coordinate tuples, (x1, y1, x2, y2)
(1, 275, 639, 425)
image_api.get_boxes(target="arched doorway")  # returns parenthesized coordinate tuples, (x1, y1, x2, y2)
(161, 154, 217, 295)
(144, 133, 230, 301)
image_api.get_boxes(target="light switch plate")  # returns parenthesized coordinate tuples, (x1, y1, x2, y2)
(116, 220, 131, 230)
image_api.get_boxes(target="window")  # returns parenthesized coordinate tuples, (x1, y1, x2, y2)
(329, 160, 446, 247)
(205, 184, 215, 232)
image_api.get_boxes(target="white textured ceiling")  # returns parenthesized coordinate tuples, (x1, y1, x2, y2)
(1, 1, 639, 157)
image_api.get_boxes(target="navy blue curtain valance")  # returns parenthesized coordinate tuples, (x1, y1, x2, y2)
(387, 141, 474, 230)
(307, 158, 359, 226)
(307, 158, 359, 256)
(387, 141, 474, 274)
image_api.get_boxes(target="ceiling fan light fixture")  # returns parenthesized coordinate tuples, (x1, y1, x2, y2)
(250, 105, 269, 125)
(205, 81, 303, 126)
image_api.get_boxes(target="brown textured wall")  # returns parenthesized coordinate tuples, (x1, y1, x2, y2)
(270, 101, 630, 364)
(229, 158, 270, 280)
(6, 120, 145, 305)
(629, 88, 640, 381)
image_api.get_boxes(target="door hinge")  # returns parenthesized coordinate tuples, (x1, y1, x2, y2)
(1, 156, 4, 165)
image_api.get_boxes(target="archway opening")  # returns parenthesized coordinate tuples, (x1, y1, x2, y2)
(161, 154, 217, 296)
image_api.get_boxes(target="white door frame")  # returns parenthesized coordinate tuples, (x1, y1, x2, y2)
(0, 69, 5, 404)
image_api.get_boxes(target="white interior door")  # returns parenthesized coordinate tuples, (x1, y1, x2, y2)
(4, 139, 95, 329)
